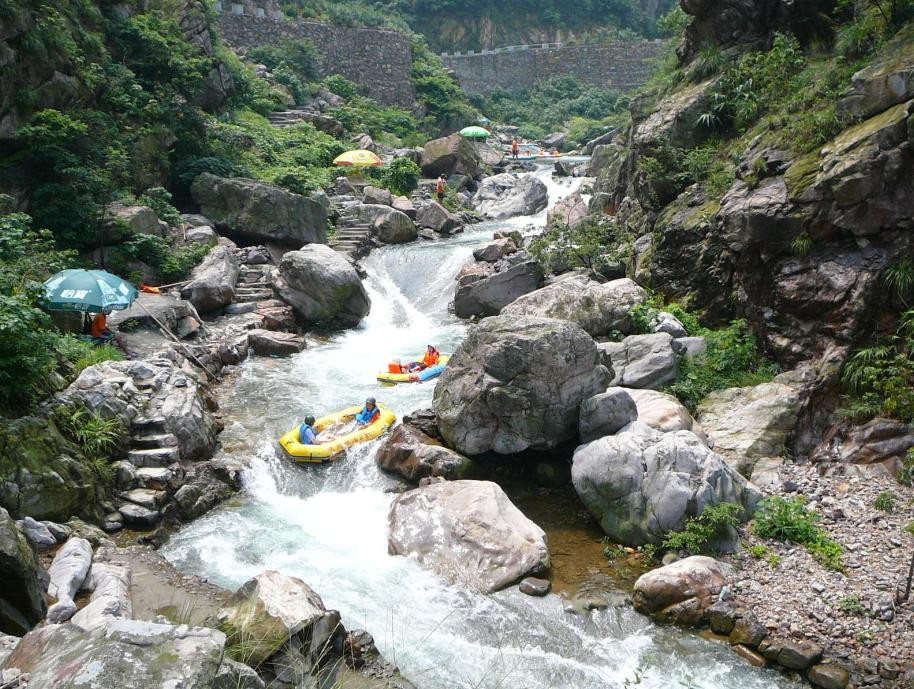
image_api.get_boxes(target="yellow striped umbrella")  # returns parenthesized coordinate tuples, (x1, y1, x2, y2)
(333, 149, 383, 167)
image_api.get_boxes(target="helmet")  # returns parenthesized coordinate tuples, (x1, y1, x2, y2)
(366, 397, 376, 406)
(305, 415, 316, 426)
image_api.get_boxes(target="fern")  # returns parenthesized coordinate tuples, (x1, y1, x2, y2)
(884, 256, 914, 302)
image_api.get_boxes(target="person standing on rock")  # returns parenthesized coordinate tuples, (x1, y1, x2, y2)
(511, 138, 519, 160)
(435, 176, 446, 203)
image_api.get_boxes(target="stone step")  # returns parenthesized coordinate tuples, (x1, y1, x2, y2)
(233, 291, 274, 303)
(132, 433, 178, 450)
(120, 488, 168, 510)
(131, 417, 167, 433)
(236, 286, 272, 295)
(133, 467, 174, 490)
(238, 277, 271, 287)
(330, 242, 362, 250)
(127, 447, 180, 468)
(335, 233, 370, 240)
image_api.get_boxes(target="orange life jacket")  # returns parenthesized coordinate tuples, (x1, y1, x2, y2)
(90, 313, 108, 338)
(436, 179, 445, 193)
(424, 349, 440, 367)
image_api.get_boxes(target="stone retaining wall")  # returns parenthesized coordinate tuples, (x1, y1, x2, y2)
(214, 2, 416, 108)
(441, 40, 667, 94)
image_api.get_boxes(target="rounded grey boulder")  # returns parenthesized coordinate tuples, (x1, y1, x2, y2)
(579, 388, 638, 443)
(272, 245, 370, 327)
(433, 315, 610, 454)
(572, 422, 761, 547)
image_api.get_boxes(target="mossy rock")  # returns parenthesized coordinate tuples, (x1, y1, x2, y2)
(784, 151, 821, 201)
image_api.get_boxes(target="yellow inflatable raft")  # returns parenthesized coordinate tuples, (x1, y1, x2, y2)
(376, 355, 450, 385)
(278, 404, 397, 463)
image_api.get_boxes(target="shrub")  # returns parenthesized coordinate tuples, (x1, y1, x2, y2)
(748, 544, 781, 567)
(753, 496, 844, 571)
(322, 74, 360, 100)
(874, 490, 896, 512)
(52, 403, 123, 482)
(381, 157, 420, 196)
(899, 448, 914, 486)
(662, 502, 743, 554)
(137, 186, 181, 227)
(837, 594, 865, 614)
(0, 295, 58, 412)
(55, 334, 124, 378)
(247, 38, 320, 83)
(121, 234, 210, 283)
(530, 217, 633, 275)
(666, 319, 778, 411)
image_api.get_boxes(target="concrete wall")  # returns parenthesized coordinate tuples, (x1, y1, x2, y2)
(214, 2, 416, 108)
(441, 40, 667, 95)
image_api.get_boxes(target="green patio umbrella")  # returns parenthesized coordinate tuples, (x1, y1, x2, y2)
(42, 269, 138, 313)
(460, 125, 490, 140)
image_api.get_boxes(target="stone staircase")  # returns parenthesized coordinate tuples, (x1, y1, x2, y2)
(329, 220, 373, 260)
(229, 264, 274, 310)
(267, 107, 315, 129)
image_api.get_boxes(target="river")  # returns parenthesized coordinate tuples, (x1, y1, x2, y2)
(162, 163, 794, 689)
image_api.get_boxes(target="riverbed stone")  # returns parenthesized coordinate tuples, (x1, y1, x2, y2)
(453, 259, 544, 319)
(808, 663, 850, 689)
(0, 619, 226, 687)
(70, 562, 132, 631)
(17, 517, 55, 549)
(273, 244, 371, 327)
(46, 537, 92, 622)
(362, 185, 393, 206)
(729, 614, 768, 647)
(473, 237, 516, 263)
(213, 658, 265, 689)
(215, 569, 337, 668)
(247, 329, 306, 357)
(625, 388, 706, 441)
(578, 389, 638, 443)
(349, 204, 417, 244)
(118, 503, 160, 528)
(376, 424, 471, 482)
(547, 190, 589, 228)
(501, 276, 648, 337)
(777, 640, 823, 670)
(519, 577, 551, 596)
(633, 556, 734, 626)
(572, 423, 760, 547)
(434, 315, 610, 454)
(388, 480, 549, 592)
(416, 201, 463, 235)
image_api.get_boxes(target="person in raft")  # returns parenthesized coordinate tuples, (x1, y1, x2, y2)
(435, 175, 446, 203)
(298, 415, 319, 445)
(356, 397, 381, 426)
(407, 344, 440, 372)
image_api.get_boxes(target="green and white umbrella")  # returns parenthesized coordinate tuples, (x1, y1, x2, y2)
(459, 125, 490, 140)
(42, 269, 138, 313)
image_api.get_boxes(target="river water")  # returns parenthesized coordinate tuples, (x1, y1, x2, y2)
(162, 164, 793, 689)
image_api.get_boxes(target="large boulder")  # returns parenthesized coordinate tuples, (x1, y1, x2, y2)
(416, 201, 463, 234)
(46, 537, 92, 623)
(273, 245, 371, 327)
(625, 388, 707, 442)
(105, 204, 161, 237)
(362, 185, 393, 206)
(601, 333, 680, 389)
(433, 315, 610, 454)
(473, 237, 516, 263)
(376, 424, 471, 482)
(349, 204, 417, 244)
(453, 259, 544, 319)
(474, 141, 505, 167)
(502, 276, 647, 336)
(0, 508, 46, 635)
(579, 389, 638, 443)
(547, 190, 589, 228)
(179, 244, 240, 313)
(1, 619, 226, 688)
(633, 556, 734, 626)
(191, 174, 327, 246)
(811, 417, 914, 477)
(70, 562, 131, 631)
(571, 423, 761, 546)
(696, 381, 800, 477)
(216, 570, 341, 668)
(420, 133, 481, 178)
(838, 26, 914, 120)
(387, 480, 549, 592)
(472, 173, 549, 219)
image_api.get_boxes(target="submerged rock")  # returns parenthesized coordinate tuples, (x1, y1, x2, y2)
(388, 480, 549, 592)
(273, 244, 371, 327)
(433, 315, 610, 454)
(572, 423, 760, 547)
(376, 424, 471, 482)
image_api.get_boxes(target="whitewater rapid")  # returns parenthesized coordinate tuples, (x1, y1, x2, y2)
(162, 163, 793, 689)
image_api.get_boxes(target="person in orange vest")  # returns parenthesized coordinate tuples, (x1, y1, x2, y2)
(88, 311, 132, 357)
(435, 175, 446, 203)
(511, 138, 519, 160)
(423, 344, 440, 367)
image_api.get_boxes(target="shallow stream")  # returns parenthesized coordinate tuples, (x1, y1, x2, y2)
(163, 163, 794, 689)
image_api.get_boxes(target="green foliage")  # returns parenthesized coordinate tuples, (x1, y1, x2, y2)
(411, 37, 476, 131)
(473, 75, 625, 141)
(137, 187, 181, 227)
(752, 496, 844, 571)
(331, 96, 422, 141)
(530, 217, 632, 275)
(884, 256, 914, 302)
(657, 5, 689, 38)
(791, 232, 814, 257)
(380, 157, 421, 196)
(52, 403, 123, 481)
(247, 38, 319, 82)
(874, 490, 896, 512)
(899, 448, 914, 487)
(0, 294, 58, 412)
(666, 319, 778, 411)
(661, 503, 743, 554)
(322, 75, 360, 100)
(639, 140, 735, 204)
(55, 334, 123, 377)
(120, 234, 210, 284)
(0, 213, 76, 297)
(840, 310, 914, 425)
(837, 594, 865, 614)
(748, 544, 781, 567)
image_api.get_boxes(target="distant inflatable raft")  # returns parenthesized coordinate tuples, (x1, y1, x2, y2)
(278, 404, 397, 463)
(376, 355, 450, 384)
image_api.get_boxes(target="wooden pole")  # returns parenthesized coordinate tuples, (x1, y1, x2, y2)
(134, 301, 218, 381)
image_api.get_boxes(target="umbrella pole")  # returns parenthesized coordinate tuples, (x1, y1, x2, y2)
(135, 302, 218, 382)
